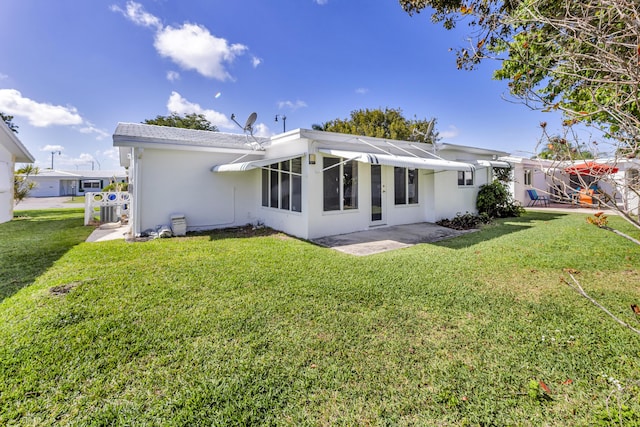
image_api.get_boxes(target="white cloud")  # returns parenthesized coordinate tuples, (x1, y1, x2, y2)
(0, 73, 7, 80)
(314, 0, 329, 4)
(355, 87, 369, 95)
(253, 123, 272, 138)
(438, 125, 459, 139)
(0, 89, 83, 127)
(155, 23, 247, 81)
(166, 70, 180, 81)
(41, 145, 64, 152)
(79, 121, 110, 139)
(166, 91, 235, 130)
(110, 1, 162, 30)
(277, 100, 307, 111)
(252, 56, 262, 68)
(113, 2, 250, 81)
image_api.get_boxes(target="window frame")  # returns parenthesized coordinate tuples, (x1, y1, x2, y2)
(261, 157, 303, 212)
(524, 169, 532, 186)
(457, 170, 474, 187)
(323, 156, 359, 212)
(394, 167, 419, 205)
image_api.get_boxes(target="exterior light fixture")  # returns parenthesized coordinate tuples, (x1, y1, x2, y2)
(275, 114, 287, 133)
(308, 153, 316, 165)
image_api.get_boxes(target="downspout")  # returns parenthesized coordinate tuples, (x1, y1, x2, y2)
(132, 147, 143, 236)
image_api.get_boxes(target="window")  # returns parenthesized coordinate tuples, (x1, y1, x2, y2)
(82, 180, 101, 189)
(457, 170, 474, 186)
(524, 169, 532, 186)
(394, 167, 419, 205)
(323, 157, 358, 211)
(261, 157, 302, 212)
(629, 169, 640, 190)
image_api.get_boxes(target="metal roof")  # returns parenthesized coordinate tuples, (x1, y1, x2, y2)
(112, 122, 268, 152)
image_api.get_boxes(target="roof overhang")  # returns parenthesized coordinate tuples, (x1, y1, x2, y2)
(476, 160, 511, 168)
(319, 149, 474, 172)
(0, 121, 35, 163)
(211, 154, 306, 172)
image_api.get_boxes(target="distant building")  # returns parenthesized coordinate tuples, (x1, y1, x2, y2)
(0, 120, 35, 223)
(26, 169, 127, 197)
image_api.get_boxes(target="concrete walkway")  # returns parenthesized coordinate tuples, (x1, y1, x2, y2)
(312, 223, 476, 256)
(85, 222, 131, 243)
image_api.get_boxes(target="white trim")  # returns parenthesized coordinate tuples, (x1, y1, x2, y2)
(319, 149, 474, 172)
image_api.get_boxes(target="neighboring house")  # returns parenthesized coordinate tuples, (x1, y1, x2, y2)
(114, 123, 508, 239)
(27, 169, 127, 197)
(0, 120, 35, 223)
(504, 155, 640, 215)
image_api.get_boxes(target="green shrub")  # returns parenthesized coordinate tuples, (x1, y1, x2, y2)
(102, 182, 128, 192)
(476, 180, 524, 218)
(436, 212, 491, 230)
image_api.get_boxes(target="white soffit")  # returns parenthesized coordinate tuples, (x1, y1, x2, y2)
(211, 154, 306, 172)
(319, 149, 474, 172)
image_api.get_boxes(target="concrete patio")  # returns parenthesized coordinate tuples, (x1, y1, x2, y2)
(311, 222, 477, 256)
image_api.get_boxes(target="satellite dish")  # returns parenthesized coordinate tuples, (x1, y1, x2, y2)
(230, 112, 263, 150)
(425, 120, 434, 140)
(244, 112, 257, 133)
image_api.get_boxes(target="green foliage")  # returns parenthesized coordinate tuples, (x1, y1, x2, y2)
(1, 112, 18, 133)
(399, 0, 640, 152)
(436, 211, 491, 230)
(476, 180, 524, 218)
(13, 164, 39, 205)
(102, 182, 128, 192)
(537, 135, 594, 161)
(143, 112, 218, 131)
(319, 107, 438, 143)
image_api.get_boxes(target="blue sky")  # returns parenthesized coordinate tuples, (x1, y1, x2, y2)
(0, 0, 568, 171)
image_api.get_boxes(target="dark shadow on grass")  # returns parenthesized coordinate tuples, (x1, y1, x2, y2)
(0, 209, 93, 303)
(433, 211, 569, 250)
(190, 224, 283, 241)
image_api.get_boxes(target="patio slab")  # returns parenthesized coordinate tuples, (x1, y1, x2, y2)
(311, 222, 476, 256)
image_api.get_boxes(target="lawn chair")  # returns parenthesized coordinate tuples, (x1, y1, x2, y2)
(526, 189, 550, 207)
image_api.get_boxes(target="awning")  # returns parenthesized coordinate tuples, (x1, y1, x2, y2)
(211, 154, 305, 172)
(476, 160, 511, 168)
(319, 149, 474, 172)
(564, 161, 619, 176)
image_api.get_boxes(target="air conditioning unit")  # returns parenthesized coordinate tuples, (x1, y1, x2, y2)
(170, 214, 187, 236)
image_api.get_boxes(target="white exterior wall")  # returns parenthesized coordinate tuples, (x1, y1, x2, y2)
(0, 145, 13, 223)
(29, 178, 61, 197)
(133, 149, 261, 234)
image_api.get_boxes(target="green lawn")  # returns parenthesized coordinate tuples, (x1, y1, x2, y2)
(1, 209, 640, 425)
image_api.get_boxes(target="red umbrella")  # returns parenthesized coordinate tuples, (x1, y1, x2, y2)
(564, 161, 619, 176)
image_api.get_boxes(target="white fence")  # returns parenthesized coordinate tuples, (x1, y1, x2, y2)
(84, 192, 131, 226)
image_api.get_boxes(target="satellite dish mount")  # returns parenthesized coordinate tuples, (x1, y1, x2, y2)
(230, 112, 263, 149)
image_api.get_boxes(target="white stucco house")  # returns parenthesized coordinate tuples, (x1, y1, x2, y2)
(504, 155, 640, 215)
(26, 169, 127, 198)
(114, 123, 508, 239)
(0, 120, 35, 223)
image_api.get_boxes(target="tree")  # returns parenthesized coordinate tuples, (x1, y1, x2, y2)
(13, 164, 39, 205)
(1, 112, 18, 133)
(143, 112, 218, 131)
(400, 0, 640, 230)
(318, 107, 439, 143)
